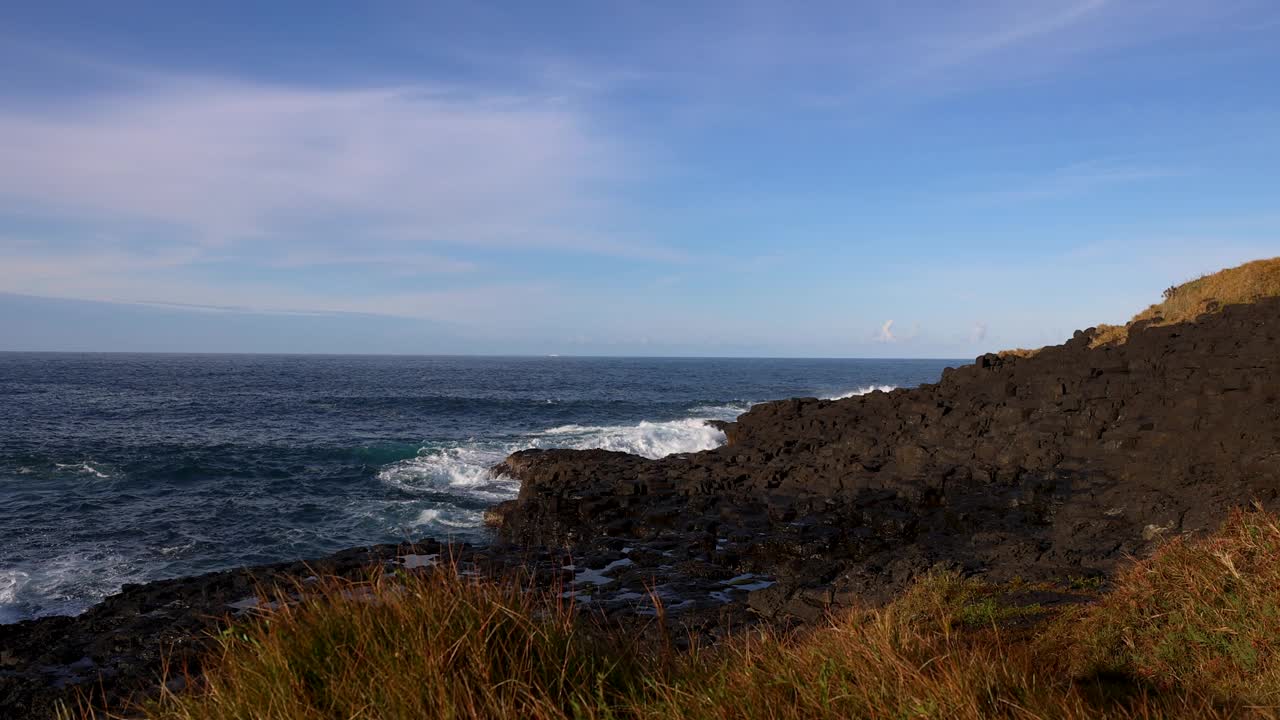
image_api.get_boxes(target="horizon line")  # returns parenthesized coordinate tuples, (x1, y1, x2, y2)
(0, 349, 974, 362)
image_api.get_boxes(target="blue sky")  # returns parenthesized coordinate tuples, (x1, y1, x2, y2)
(1, 1, 1277, 356)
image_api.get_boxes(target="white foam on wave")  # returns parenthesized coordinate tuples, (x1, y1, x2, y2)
(378, 446, 519, 501)
(0, 571, 28, 605)
(55, 462, 110, 479)
(826, 384, 896, 400)
(411, 506, 482, 529)
(0, 551, 147, 623)
(533, 418, 726, 459)
(0, 572, 29, 625)
(377, 414, 731, 534)
(688, 403, 752, 419)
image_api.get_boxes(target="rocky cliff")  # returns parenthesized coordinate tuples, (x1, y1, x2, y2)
(490, 297, 1280, 617)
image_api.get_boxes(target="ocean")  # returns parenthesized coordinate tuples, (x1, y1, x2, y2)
(0, 353, 958, 623)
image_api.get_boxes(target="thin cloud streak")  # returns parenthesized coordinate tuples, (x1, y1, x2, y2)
(955, 160, 1183, 205)
(0, 74, 661, 258)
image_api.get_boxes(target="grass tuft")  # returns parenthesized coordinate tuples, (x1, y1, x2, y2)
(1060, 507, 1280, 706)
(139, 565, 651, 720)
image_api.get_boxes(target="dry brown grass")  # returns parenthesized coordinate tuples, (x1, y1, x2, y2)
(118, 567, 654, 720)
(1059, 507, 1280, 708)
(91, 510, 1280, 720)
(997, 347, 1041, 360)
(1091, 257, 1280, 346)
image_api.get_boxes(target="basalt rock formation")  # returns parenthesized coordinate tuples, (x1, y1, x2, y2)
(490, 298, 1280, 618)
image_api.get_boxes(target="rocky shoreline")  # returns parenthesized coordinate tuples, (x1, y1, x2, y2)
(490, 297, 1280, 612)
(4, 297, 1279, 718)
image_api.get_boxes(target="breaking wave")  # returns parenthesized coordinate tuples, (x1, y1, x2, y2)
(688, 403, 753, 418)
(532, 418, 726, 458)
(376, 387, 900, 536)
(54, 462, 111, 479)
(0, 552, 147, 624)
(826, 384, 896, 400)
(376, 413, 731, 533)
(377, 445, 518, 502)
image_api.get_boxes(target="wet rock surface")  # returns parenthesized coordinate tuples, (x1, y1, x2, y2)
(4, 298, 1279, 718)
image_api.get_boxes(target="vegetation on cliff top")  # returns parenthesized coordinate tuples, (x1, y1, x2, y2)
(998, 256, 1280, 358)
(73, 509, 1280, 719)
(1091, 257, 1280, 347)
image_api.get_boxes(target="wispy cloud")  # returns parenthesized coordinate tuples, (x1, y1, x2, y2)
(915, 0, 1110, 69)
(251, 249, 478, 275)
(555, 0, 1242, 114)
(0, 258, 560, 327)
(959, 160, 1182, 205)
(969, 322, 989, 344)
(0, 64, 693, 316)
(0, 73, 661, 256)
(875, 319, 896, 343)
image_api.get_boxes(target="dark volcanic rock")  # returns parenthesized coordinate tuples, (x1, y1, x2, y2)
(491, 298, 1280, 607)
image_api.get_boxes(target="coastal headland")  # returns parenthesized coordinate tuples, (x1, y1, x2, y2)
(3, 259, 1279, 718)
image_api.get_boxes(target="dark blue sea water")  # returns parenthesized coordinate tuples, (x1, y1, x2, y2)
(0, 353, 958, 623)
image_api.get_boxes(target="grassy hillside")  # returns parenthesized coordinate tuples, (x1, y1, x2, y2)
(72, 510, 1280, 719)
(1092, 257, 1280, 346)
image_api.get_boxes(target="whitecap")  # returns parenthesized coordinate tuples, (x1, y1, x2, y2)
(409, 506, 483, 529)
(376, 413, 731, 537)
(0, 571, 31, 625)
(158, 543, 194, 556)
(530, 418, 725, 459)
(54, 462, 111, 479)
(826, 384, 896, 400)
(378, 446, 520, 502)
(0, 570, 29, 606)
(0, 552, 147, 623)
(688, 403, 752, 419)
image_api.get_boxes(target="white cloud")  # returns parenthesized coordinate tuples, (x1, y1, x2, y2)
(875, 319, 896, 343)
(969, 322, 989, 344)
(0, 75, 655, 256)
(0, 261, 557, 328)
(0, 70, 696, 318)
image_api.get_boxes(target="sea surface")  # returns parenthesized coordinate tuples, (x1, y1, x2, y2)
(0, 353, 958, 623)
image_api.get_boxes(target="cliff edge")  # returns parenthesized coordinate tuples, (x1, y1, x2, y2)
(491, 277, 1280, 618)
